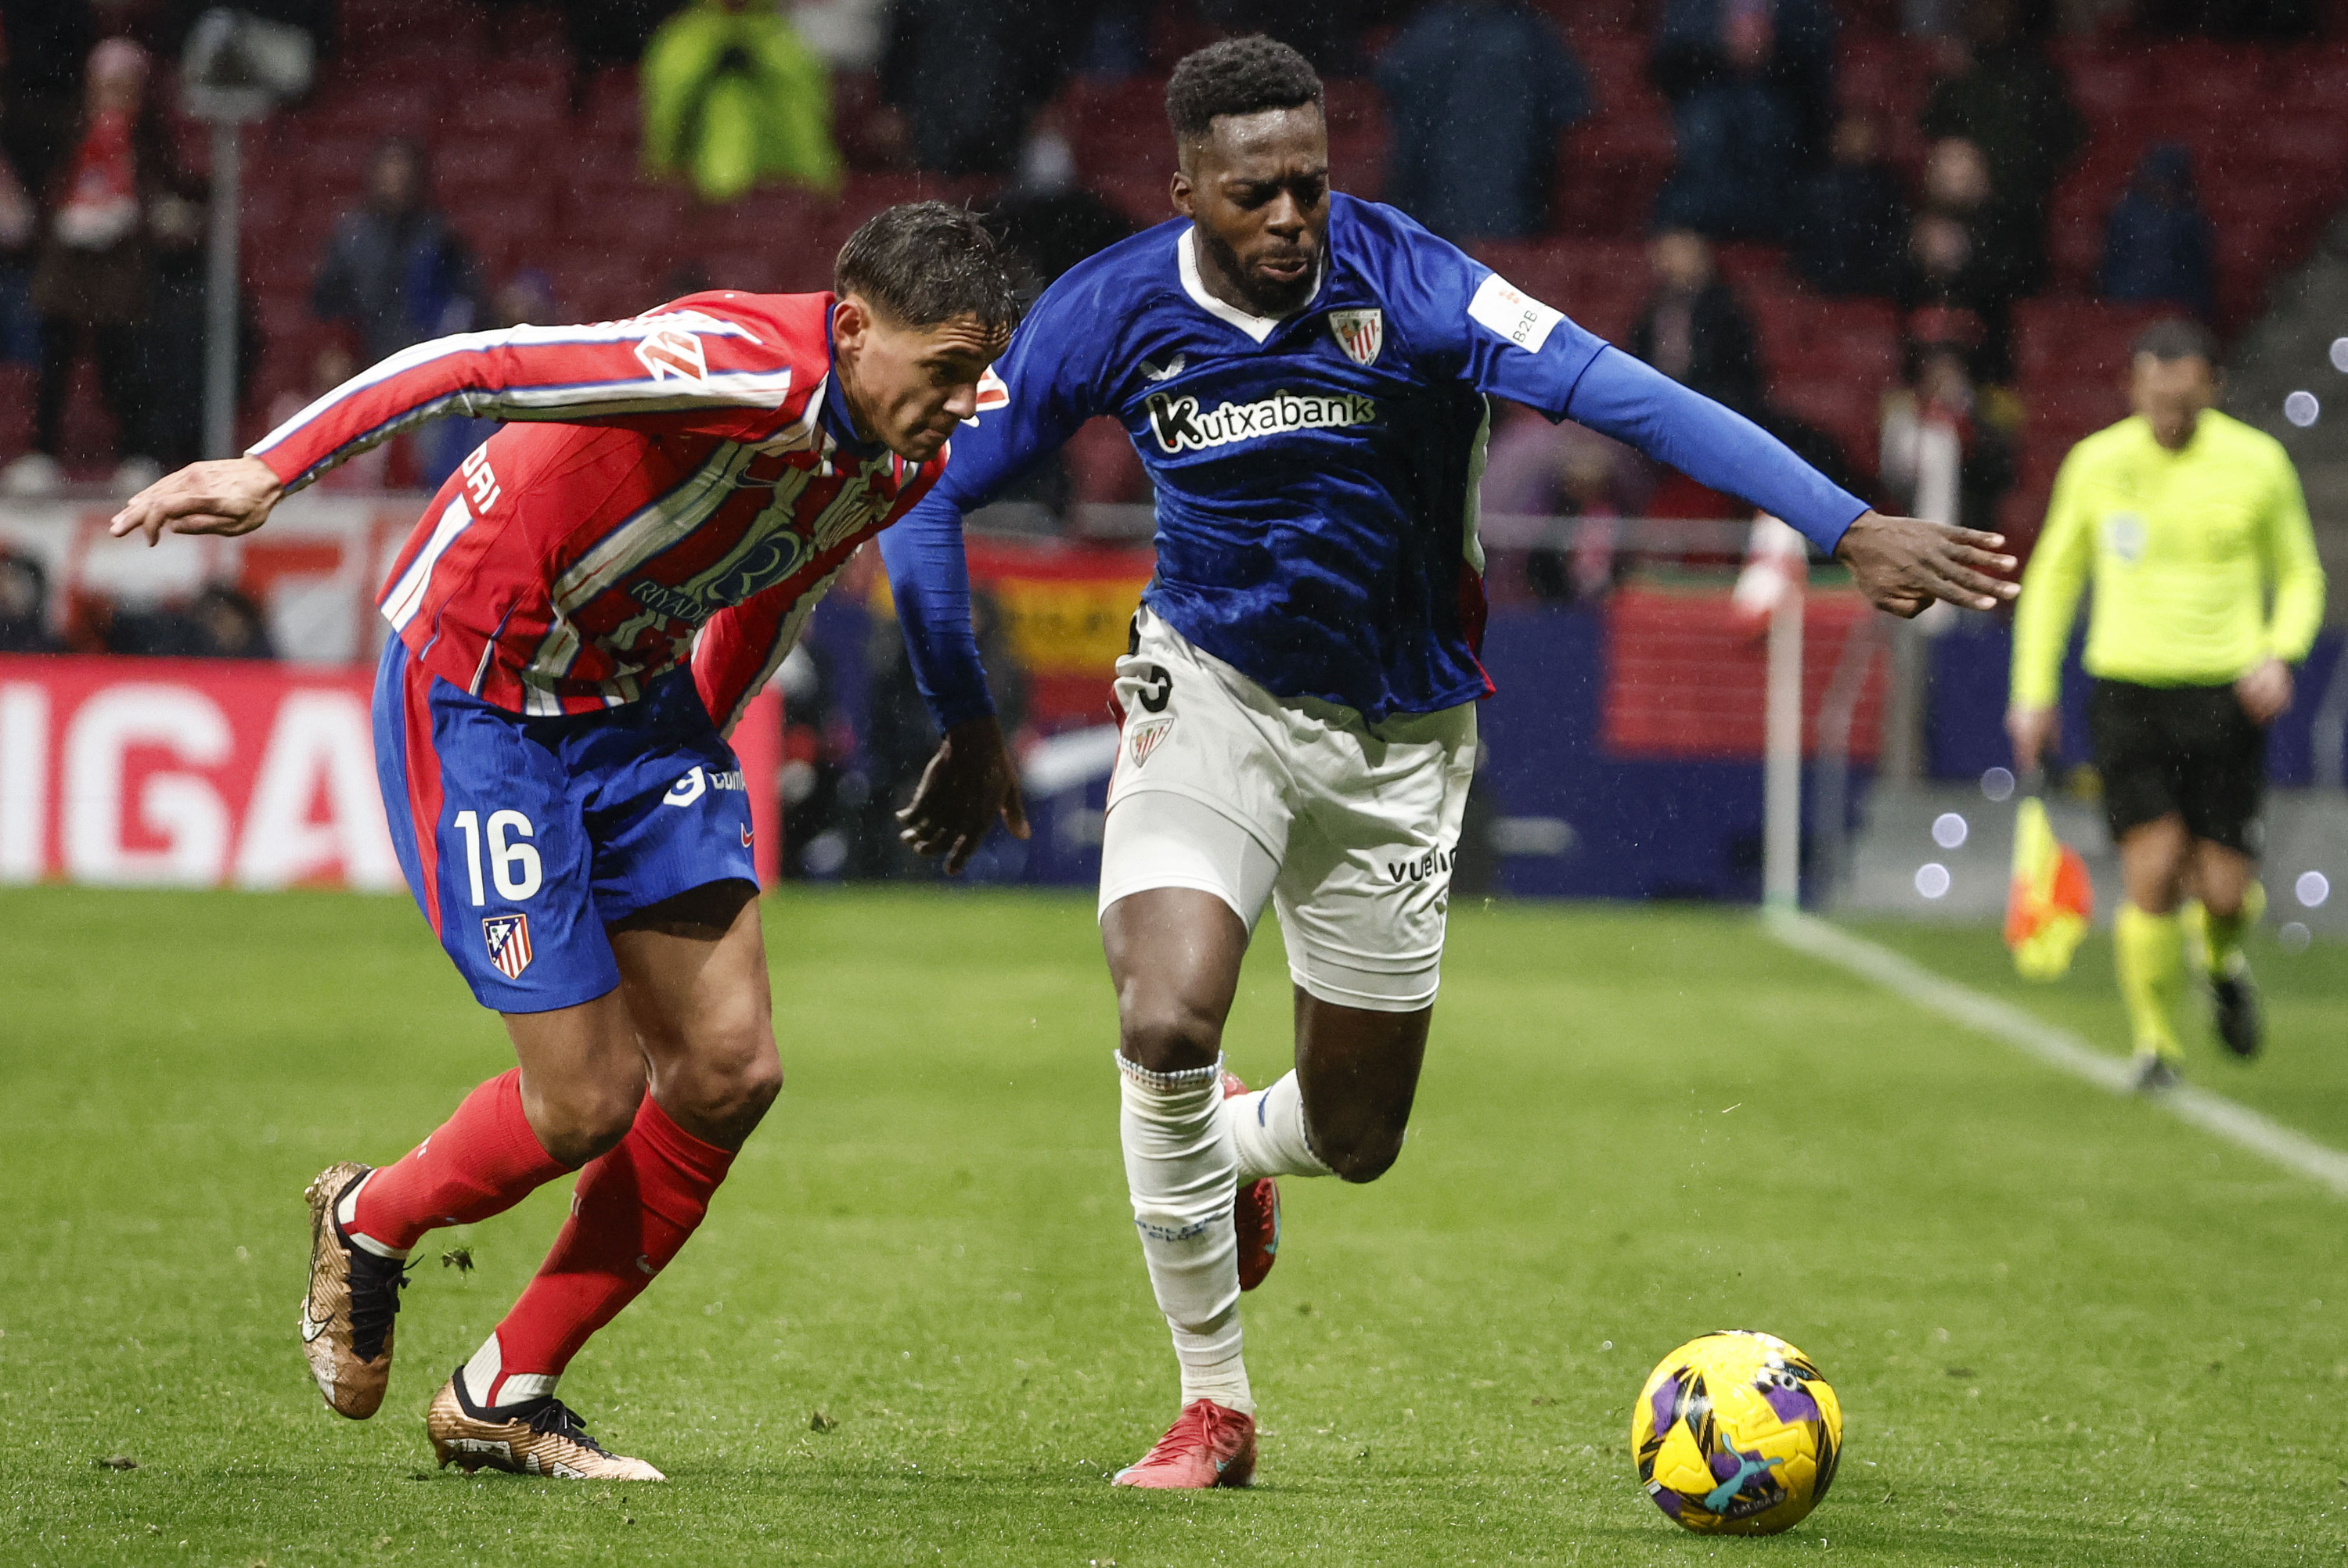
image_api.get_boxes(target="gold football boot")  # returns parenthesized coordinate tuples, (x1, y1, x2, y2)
(426, 1376, 667, 1480)
(300, 1162, 410, 1419)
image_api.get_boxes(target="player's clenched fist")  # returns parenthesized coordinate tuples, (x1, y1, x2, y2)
(109, 455, 285, 547)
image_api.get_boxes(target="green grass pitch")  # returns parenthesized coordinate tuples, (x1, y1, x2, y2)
(5, 885, 2348, 1565)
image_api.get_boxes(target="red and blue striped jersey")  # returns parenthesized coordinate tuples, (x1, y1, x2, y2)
(250, 290, 945, 730)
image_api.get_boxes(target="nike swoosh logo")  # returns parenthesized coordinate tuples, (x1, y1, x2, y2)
(301, 1305, 330, 1343)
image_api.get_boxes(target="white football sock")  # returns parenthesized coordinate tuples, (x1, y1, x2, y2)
(334, 1171, 408, 1261)
(460, 1332, 558, 1412)
(1225, 1070, 1334, 1183)
(1118, 1052, 1253, 1414)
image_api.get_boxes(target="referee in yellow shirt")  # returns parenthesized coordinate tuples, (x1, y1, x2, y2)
(2008, 319, 2325, 1090)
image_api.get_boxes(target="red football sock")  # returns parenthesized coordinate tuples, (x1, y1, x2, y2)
(345, 1069, 571, 1255)
(469, 1093, 735, 1406)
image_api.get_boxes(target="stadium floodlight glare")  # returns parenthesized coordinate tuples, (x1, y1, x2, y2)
(2299, 870, 2332, 908)
(182, 9, 315, 461)
(2285, 390, 2320, 428)
(1979, 766, 2015, 802)
(2279, 920, 2314, 953)
(1914, 862, 1951, 899)
(2331, 337, 2348, 374)
(1932, 812, 1968, 850)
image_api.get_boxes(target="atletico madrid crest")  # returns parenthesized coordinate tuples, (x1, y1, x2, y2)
(483, 914, 533, 980)
(1328, 308, 1384, 368)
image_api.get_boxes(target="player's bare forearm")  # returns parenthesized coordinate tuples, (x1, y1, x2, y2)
(1834, 510, 2018, 618)
(109, 457, 284, 547)
(896, 714, 1030, 876)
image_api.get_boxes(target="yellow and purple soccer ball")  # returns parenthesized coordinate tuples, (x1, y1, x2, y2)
(1631, 1329, 1842, 1535)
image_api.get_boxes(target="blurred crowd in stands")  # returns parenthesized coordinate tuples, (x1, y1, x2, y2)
(0, 0, 2339, 878)
(0, 0, 2328, 521)
(0, 0, 2341, 863)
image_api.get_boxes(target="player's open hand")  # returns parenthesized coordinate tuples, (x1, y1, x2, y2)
(897, 714, 1030, 876)
(109, 456, 284, 547)
(1835, 510, 2018, 618)
(2235, 656, 2293, 725)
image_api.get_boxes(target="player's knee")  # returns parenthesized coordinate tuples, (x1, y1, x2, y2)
(533, 1076, 646, 1167)
(663, 1014, 781, 1138)
(1117, 992, 1223, 1075)
(1323, 1127, 1406, 1184)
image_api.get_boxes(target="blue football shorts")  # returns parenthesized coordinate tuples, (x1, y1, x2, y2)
(371, 636, 758, 1013)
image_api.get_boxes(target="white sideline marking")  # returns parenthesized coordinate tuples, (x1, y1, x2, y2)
(1765, 909, 2348, 1200)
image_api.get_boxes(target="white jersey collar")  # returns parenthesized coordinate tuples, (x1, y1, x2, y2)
(1177, 225, 1323, 344)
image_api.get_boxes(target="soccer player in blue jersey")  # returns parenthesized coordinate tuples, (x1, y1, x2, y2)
(884, 37, 2019, 1487)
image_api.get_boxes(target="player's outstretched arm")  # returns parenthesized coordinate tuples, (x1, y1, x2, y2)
(1835, 510, 2018, 618)
(1558, 350, 2020, 616)
(109, 456, 284, 548)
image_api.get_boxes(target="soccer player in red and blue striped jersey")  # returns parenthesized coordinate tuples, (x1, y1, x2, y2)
(110, 203, 1031, 1480)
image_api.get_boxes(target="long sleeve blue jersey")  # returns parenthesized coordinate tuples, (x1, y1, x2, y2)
(880, 193, 1871, 729)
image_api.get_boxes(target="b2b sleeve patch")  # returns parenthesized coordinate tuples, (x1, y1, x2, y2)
(1468, 274, 1565, 354)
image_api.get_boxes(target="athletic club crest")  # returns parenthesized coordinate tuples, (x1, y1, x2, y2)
(1129, 717, 1174, 768)
(483, 914, 533, 980)
(1328, 308, 1384, 367)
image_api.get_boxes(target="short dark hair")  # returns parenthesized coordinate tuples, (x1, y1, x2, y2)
(1165, 35, 1323, 145)
(2131, 317, 2217, 365)
(834, 201, 1025, 336)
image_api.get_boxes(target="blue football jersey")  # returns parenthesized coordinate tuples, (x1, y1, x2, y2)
(904, 192, 1864, 721)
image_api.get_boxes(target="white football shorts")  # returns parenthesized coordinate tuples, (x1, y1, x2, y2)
(1098, 606, 1477, 1012)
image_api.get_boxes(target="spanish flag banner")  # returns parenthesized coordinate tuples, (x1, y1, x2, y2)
(2005, 795, 2094, 980)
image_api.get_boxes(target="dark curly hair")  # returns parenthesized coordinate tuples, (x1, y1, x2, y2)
(834, 201, 1027, 336)
(1165, 35, 1323, 146)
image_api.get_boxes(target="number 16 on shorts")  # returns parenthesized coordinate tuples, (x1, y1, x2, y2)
(452, 810, 542, 982)
(452, 809, 542, 904)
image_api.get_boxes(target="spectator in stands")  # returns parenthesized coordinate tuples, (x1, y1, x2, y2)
(139, 178, 217, 472)
(309, 139, 479, 367)
(0, 0, 95, 201)
(106, 583, 275, 660)
(2102, 142, 2216, 322)
(1917, 0, 2081, 299)
(643, 0, 842, 203)
(1374, 1, 1592, 243)
(1480, 403, 1651, 602)
(879, 0, 1089, 178)
(1897, 139, 2018, 381)
(4, 38, 189, 500)
(981, 157, 1132, 295)
(1792, 112, 1909, 300)
(1878, 338, 2015, 536)
(1628, 228, 1764, 415)
(1648, 0, 1837, 242)
(0, 140, 35, 368)
(0, 549, 59, 653)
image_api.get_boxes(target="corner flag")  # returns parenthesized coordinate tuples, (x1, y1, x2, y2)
(2005, 794, 2093, 980)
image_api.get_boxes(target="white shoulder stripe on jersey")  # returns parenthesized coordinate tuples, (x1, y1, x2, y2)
(250, 311, 778, 457)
